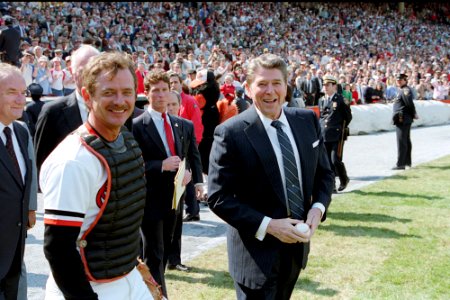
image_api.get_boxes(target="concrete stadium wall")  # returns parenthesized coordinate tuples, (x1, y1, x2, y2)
(349, 100, 450, 135)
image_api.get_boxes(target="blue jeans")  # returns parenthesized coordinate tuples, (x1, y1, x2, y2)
(51, 88, 64, 96)
(64, 88, 75, 96)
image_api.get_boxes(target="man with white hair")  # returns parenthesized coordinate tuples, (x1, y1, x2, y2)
(34, 45, 100, 172)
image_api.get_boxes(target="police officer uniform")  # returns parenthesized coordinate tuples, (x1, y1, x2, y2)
(319, 75, 352, 192)
(392, 74, 417, 170)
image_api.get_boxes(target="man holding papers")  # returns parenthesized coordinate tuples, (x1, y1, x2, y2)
(133, 72, 202, 299)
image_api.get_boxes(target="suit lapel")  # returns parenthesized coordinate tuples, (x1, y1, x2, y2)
(244, 108, 285, 206)
(142, 111, 167, 157)
(63, 94, 82, 131)
(169, 115, 183, 158)
(0, 122, 28, 187)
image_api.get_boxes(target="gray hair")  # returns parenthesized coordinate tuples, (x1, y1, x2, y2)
(0, 63, 22, 82)
(170, 90, 181, 104)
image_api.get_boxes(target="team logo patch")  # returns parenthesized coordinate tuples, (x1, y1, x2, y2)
(333, 102, 337, 108)
(96, 182, 107, 208)
(403, 88, 410, 96)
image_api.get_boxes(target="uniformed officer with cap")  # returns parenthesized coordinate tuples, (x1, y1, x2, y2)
(319, 75, 352, 192)
(392, 73, 418, 170)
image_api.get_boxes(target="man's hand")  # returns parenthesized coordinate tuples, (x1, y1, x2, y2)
(195, 184, 204, 200)
(27, 210, 36, 230)
(182, 170, 192, 186)
(266, 218, 309, 244)
(162, 156, 181, 171)
(305, 207, 322, 237)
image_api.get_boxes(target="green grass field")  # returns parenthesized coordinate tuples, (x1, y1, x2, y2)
(166, 156, 450, 300)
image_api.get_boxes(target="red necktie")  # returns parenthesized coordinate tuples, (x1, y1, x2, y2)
(162, 112, 176, 156)
(3, 127, 22, 178)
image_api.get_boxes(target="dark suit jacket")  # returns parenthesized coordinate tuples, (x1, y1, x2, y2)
(0, 25, 21, 65)
(319, 93, 352, 143)
(207, 107, 334, 288)
(0, 122, 33, 281)
(133, 111, 202, 221)
(34, 93, 82, 172)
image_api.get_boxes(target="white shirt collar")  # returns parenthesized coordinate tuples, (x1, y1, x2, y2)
(254, 106, 289, 131)
(147, 107, 167, 120)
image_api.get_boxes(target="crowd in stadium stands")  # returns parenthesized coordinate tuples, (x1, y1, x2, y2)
(1, 2, 449, 102)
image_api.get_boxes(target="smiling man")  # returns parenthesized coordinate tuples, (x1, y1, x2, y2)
(208, 54, 334, 299)
(40, 52, 152, 299)
(0, 63, 35, 300)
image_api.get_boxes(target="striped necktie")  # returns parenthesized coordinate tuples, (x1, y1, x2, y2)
(3, 127, 22, 179)
(271, 120, 304, 219)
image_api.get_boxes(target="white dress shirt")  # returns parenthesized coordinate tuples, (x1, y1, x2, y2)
(254, 107, 325, 241)
(147, 107, 174, 158)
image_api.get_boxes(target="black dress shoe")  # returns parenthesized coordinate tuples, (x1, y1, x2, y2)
(338, 177, 350, 192)
(183, 214, 200, 222)
(167, 264, 190, 272)
(391, 166, 405, 170)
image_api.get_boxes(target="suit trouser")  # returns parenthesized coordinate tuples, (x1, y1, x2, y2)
(396, 123, 412, 167)
(167, 194, 186, 266)
(234, 245, 302, 300)
(0, 239, 22, 300)
(141, 212, 177, 297)
(184, 181, 199, 217)
(325, 141, 348, 185)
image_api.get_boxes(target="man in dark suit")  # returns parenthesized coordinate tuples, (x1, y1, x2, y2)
(0, 17, 21, 66)
(208, 54, 334, 299)
(165, 91, 204, 272)
(300, 71, 320, 106)
(319, 75, 353, 192)
(133, 72, 198, 298)
(34, 45, 100, 172)
(0, 63, 34, 300)
(392, 73, 418, 170)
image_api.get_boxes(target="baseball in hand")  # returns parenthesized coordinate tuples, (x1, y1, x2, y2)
(295, 223, 310, 235)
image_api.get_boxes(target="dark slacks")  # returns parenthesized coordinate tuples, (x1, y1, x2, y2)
(141, 212, 177, 297)
(396, 123, 412, 167)
(166, 195, 185, 266)
(325, 141, 348, 185)
(184, 181, 199, 217)
(234, 245, 302, 300)
(0, 239, 22, 300)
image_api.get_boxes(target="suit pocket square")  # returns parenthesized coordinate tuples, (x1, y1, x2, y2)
(312, 140, 320, 148)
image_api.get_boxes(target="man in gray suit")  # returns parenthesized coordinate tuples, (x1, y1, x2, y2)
(0, 63, 34, 300)
(208, 54, 334, 299)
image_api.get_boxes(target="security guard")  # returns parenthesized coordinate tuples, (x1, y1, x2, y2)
(392, 73, 418, 170)
(319, 75, 352, 192)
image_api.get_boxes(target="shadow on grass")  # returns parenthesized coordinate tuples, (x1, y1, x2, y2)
(321, 224, 421, 239)
(297, 277, 339, 297)
(419, 165, 450, 170)
(165, 266, 234, 290)
(351, 190, 440, 200)
(329, 212, 411, 223)
(166, 267, 340, 297)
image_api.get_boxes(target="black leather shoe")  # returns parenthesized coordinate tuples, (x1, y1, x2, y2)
(167, 264, 190, 272)
(338, 177, 350, 192)
(183, 214, 200, 222)
(391, 166, 405, 170)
